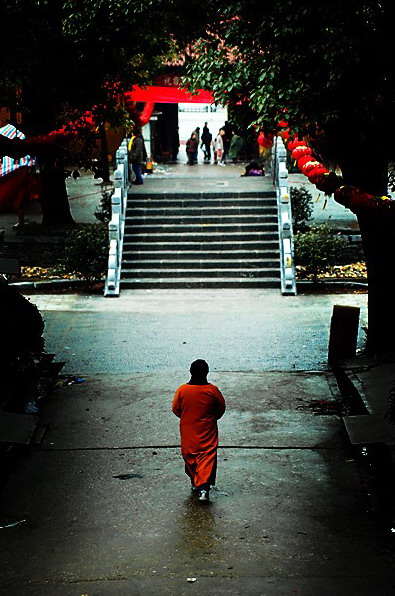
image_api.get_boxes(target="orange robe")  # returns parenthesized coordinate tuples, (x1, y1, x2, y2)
(172, 383, 226, 488)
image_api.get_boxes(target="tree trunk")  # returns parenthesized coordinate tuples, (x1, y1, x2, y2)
(357, 211, 395, 354)
(338, 147, 394, 355)
(39, 156, 75, 227)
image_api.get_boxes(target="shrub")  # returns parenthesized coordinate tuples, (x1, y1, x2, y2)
(94, 188, 114, 223)
(294, 225, 347, 283)
(290, 186, 313, 233)
(61, 224, 108, 286)
(286, 152, 299, 174)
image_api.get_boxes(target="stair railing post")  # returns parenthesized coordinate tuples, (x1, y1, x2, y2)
(274, 136, 297, 295)
(104, 139, 129, 296)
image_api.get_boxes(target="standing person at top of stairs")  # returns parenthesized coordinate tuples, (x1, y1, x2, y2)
(213, 129, 224, 164)
(129, 127, 147, 185)
(201, 122, 212, 163)
(221, 121, 233, 164)
(186, 132, 198, 166)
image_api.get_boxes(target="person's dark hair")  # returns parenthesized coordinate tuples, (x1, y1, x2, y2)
(133, 126, 141, 135)
(190, 359, 209, 377)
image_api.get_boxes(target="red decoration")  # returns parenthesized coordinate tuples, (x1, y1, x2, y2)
(292, 145, 312, 161)
(333, 185, 361, 206)
(288, 138, 306, 151)
(125, 98, 154, 126)
(313, 172, 342, 194)
(350, 192, 375, 208)
(301, 160, 321, 175)
(287, 127, 395, 211)
(297, 155, 314, 169)
(307, 166, 329, 184)
(281, 128, 290, 140)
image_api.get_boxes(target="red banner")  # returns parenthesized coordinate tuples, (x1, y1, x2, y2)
(126, 86, 214, 104)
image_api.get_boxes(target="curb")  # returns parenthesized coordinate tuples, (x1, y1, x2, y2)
(10, 278, 368, 292)
(10, 278, 88, 291)
(296, 280, 368, 288)
(333, 363, 395, 529)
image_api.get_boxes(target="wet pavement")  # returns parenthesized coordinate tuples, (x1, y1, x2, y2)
(27, 289, 367, 374)
(2, 366, 395, 596)
(3, 287, 394, 596)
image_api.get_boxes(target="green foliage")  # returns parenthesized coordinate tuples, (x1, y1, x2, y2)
(0, 0, 206, 135)
(294, 225, 347, 283)
(184, 1, 395, 159)
(290, 186, 313, 233)
(61, 224, 108, 285)
(94, 188, 114, 224)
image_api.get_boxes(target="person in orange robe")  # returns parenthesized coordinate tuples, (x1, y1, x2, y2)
(172, 359, 226, 502)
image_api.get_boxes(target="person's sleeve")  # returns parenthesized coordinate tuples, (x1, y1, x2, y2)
(172, 387, 182, 418)
(214, 387, 226, 419)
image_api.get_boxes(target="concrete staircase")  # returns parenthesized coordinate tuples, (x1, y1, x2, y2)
(120, 191, 281, 289)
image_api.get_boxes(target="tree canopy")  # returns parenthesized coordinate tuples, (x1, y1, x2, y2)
(185, 0, 395, 183)
(184, 1, 395, 354)
(0, 0, 209, 134)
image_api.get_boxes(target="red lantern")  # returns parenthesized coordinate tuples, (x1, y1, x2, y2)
(302, 160, 322, 175)
(291, 145, 312, 161)
(313, 172, 342, 194)
(333, 185, 361, 206)
(349, 192, 373, 210)
(288, 138, 306, 152)
(297, 155, 314, 169)
(308, 167, 329, 184)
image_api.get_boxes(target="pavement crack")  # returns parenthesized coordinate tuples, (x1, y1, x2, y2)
(40, 444, 335, 452)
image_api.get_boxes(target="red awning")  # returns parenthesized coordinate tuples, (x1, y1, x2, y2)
(126, 86, 214, 104)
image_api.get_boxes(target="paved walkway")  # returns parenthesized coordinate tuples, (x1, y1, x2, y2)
(29, 289, 367, 375)
(1, 363, 394, 595)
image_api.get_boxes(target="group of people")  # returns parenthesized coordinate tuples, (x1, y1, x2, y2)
(186, 121, 247, 166)
(128, 122, 273, 183)
(186, 123, 272, 172)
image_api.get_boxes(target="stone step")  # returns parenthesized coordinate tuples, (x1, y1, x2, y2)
(121, 267, 280, 279)
(124, 224, 279, 235)
(126, 205, 278, 216)
(128, 191, 276, 200)
(123, 241, 280, 251)
(124, 232, 279, 243)
(127, 198, 277, 209)
(122, 250, 280, 261)
(122, 259, 279, 269)
(120, 277, 281, 289)
(125, 215, 278, 225)
(121, 185, 281, 289)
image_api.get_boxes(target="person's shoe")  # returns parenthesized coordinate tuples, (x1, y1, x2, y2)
(198, 489, 209, 502)
(132, 181, 143, 185)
